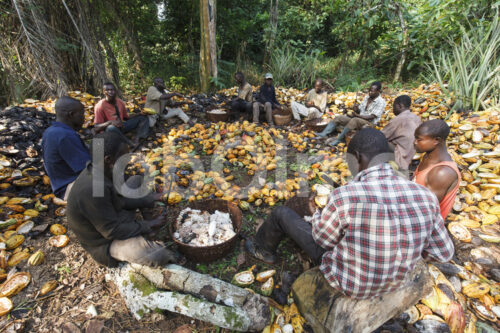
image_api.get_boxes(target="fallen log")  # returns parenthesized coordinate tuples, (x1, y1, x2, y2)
(130, 264, 263, 307)
(110, 264, 270, 332)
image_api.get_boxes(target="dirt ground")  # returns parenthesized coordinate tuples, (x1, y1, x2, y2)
(0, 202, 312, 333)
(1, 220, 223, 333)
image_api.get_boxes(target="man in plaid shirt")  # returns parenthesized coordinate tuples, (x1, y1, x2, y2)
(246, 128, 454, 300)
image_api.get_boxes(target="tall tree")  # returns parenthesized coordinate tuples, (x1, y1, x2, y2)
(199, 0, 217, 91)
(263, 0, 279, 66)
(392, 1, 408, 82)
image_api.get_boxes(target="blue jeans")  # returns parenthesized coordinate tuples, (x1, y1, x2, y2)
(106, 115, 149, 141)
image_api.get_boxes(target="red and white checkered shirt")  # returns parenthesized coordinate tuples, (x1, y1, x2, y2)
(311, 163, 454, 299)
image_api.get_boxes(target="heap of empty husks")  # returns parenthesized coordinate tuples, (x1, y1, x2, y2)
(174, 208, 236, 246)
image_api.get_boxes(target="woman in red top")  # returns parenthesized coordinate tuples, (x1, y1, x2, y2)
(413, 119, 460, 220)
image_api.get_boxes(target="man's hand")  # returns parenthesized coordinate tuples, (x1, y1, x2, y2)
(146, 215, 165, 230)
(110, 119, 123, 127)
(152, 192, 164, 202)
(353, 104, 360, 112)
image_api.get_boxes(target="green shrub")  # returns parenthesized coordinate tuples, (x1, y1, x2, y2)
(427, 12, 500, 113)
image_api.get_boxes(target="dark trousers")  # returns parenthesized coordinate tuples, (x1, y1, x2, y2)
(106, 115, 149, 140)
(231, 99, 253, 120)
(255, 206, 325, 264)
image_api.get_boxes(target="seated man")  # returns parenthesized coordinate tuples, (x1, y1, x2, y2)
(317, 81, 386, 146)
(94, 82, 150, 147)
(382, 95, 421, 172)
(414, 119, 460, 220)
(291, 79, 327, 123)
(245, 128, 453, 298)
(67, 132, 177, 267)
(231, 72, 253, 121)
(42, 96, 90, 200)
(252, 73, 281, 126)
(145, 77, 194, 126)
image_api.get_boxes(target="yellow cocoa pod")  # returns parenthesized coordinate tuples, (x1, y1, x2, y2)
(40, 280, 57, 295)
(462, 282, 490, 298)
(7, 251, 30, 266)
(28, 250, 44, 266)
(5, 235, 24, 250)
(49, 224, 66, 236)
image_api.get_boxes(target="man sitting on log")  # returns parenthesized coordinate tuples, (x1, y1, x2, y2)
(290, 79, 327, 125)
(316, 81, 386, 146)
(252, 73, 281, 126)
(67, 131, 178, 267)
(245, 128, 453, 298)
(94, 82, 150, 148)
(42, 96, 91, 200)
(145, 77, 194, 126)
(231, 72, 253, 121)
(382, 95, 421, 173)
(414, 119, 460, 220)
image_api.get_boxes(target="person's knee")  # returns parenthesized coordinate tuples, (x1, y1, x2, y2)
(265, 102, 272, 108)
(105, 125, 118, 132)
(272, 205, 292, 219)
(347, 119, 361, 130)
(125, 175, 144, 189)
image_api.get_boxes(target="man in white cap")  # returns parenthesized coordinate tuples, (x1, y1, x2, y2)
(253, 73, 281, 125)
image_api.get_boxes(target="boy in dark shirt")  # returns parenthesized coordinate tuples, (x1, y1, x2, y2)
(67, 131, 177, 267)
(252, 73, 281, 125)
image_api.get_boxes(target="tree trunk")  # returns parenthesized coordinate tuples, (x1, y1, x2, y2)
(62, 0, 109, 91)
(94, 5, 120, 90)
(131, 264, 267, 308)
(188, 2, 196, 58)
(199, 0, 217, 92)
(263, 0, 279, 67)
(106, 0, 144, 72)
(112, 264, 270, 332)
(393, 2, 408, 82)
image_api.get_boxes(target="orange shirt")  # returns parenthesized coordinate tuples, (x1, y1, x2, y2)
(414, 161, 460, 220)
(94, 98, 128, 124)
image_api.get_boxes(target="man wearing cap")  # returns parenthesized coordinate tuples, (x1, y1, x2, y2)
(253, 73, 281, 125)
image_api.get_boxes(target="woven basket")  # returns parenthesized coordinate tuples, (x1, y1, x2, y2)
(206, 109, 230, 122)
(273, 109, 293, 126)
(305, 118, 330, 132)
(169, 199, 242, 262)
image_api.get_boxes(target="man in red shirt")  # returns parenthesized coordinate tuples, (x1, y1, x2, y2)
(245, 128, 453, 300)
(94, 82, 149, 147)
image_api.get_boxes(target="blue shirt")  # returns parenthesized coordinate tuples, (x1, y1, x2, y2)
(42, 122, 91, 198)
